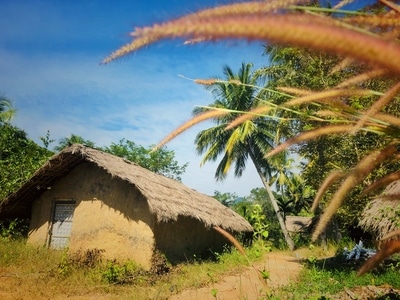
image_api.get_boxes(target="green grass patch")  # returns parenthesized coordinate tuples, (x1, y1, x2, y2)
(275, 250, 400, 299)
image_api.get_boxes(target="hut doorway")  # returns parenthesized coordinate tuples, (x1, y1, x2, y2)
(49, 201, 75, 249)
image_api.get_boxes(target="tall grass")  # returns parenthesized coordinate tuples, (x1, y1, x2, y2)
(2, 239, 398, 298)
(0, 238, 267, 299)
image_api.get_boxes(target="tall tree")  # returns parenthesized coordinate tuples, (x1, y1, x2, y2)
(0, 95, 16, 123)
(260, 45, 400, 230)
(0, 124, 53, 200)
(103, 139, 188, 181)
(193, 63, 295, 250)
(54, 134, 96, 151)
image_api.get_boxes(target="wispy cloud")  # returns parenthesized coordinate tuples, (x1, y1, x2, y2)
(0, 0, 266, 196)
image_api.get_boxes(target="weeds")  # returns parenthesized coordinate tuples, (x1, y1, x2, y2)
(1, 240, 399, 298)
(0, 218, 28, 240)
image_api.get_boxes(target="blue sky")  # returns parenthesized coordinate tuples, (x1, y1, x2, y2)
(0, 0, 271, 196)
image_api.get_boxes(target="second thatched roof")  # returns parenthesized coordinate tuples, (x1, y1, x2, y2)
(0, 144, 253, 233)
(359, 180, 400, 240)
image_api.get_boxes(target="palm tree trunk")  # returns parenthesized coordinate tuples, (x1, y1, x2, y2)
(253, 163, 296, 251)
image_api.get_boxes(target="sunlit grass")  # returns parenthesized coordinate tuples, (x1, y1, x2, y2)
(0, 238, 267, 299)
(1, 238, 399, 298)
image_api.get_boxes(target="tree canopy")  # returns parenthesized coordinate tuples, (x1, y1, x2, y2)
(103, 139, 188, 181)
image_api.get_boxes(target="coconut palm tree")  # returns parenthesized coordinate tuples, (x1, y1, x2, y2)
(193, 63, 295, 250)
(0, 95, 16, 123)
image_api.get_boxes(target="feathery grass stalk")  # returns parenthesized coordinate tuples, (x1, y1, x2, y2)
(102, 1, 308, 64)
(311, 170, 345, 212)
(225, 108, 272, 130)
(352, 82, 400, 133)
(312, 143, 400, 241)
(152, 109, 229, 151)
(288, 5, 369, 15)
(283, 89, 376, 107)
(194, 79, 217, 85)
(333, 0, 356, 10)
(358, 239, 400, 276)
(266, 124, 356, 158)
(213, 226, 270, 290)
(382, 229, 400, 241)
(335, 69, 388, 89)
(213, 226, 247, 257)
(374, 113, 400, 128)
(379, 0, 400, 13)
(103, 11, 400, 76)
(361, 171, 400, 196)
(277, 86, 313, 96)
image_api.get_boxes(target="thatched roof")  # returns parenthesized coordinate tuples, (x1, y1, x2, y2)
(0, 144, 252, 233)
(285, 216, 312, 233)
(359, 180, 400, 240)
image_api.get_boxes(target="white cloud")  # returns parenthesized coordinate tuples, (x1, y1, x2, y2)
(0, 0, 267, 196)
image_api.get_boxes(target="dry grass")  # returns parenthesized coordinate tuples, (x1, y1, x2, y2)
(0, 239, 261, 300)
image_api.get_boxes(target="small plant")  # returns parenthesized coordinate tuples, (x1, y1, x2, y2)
(57, 250, 71, 277)
(248, 204, 269, 241)
(0, 218, 28, 240)
(211, 288, 218, 298)
(102, 260, 143, 284)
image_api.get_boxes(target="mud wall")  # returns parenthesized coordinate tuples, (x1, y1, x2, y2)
(28, 162, 155, 270)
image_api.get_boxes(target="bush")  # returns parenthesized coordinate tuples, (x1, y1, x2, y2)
(0, 218, 29, 240)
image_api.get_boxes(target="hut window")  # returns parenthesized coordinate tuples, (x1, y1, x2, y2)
(49, 200, 76, 249)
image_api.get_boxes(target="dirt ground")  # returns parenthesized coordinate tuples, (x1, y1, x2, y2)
(170, 252, 302, 300)
(0, 252, 302, 300)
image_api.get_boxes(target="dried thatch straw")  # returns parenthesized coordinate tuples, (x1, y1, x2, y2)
(359, 180, 400, 240)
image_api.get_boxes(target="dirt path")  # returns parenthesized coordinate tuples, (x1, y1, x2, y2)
(0, 252, 303, 300)
(170, 252, 303, 300)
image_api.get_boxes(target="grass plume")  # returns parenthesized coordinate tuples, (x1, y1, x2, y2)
(361, 171, 400, 196)
(352, 82, 400, 133)
(311, 170, 345, 213)
(152, 109, 229, 151)
(312, 143, 400, 241)
(103, 4, 400, 76)
(358, 239, 400, 276)
(266, 124, 356, 158)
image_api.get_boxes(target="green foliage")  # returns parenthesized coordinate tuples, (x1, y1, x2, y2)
(212, 191, 238, 207)
(57, 250, 72, 277)
(260, 45, 400, 232)
(247, 204, 269, 241)
(0, 94, 16, 123)
(39, 130, 55, 150)
(240, 188, 286, 249)
(0, 218, 29, 240)
(54, 134, 96, 151)
(102, 260, 143, 284)
(103, 138, 188, 181)
(0, 123, 53, 200)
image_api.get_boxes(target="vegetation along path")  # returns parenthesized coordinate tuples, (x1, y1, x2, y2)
(170, 252, 302, 300)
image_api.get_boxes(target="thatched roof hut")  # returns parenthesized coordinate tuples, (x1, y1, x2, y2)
(0, 144, 252, 269)
(285, 216, 312, 233)
(359, 180, 400, 240)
